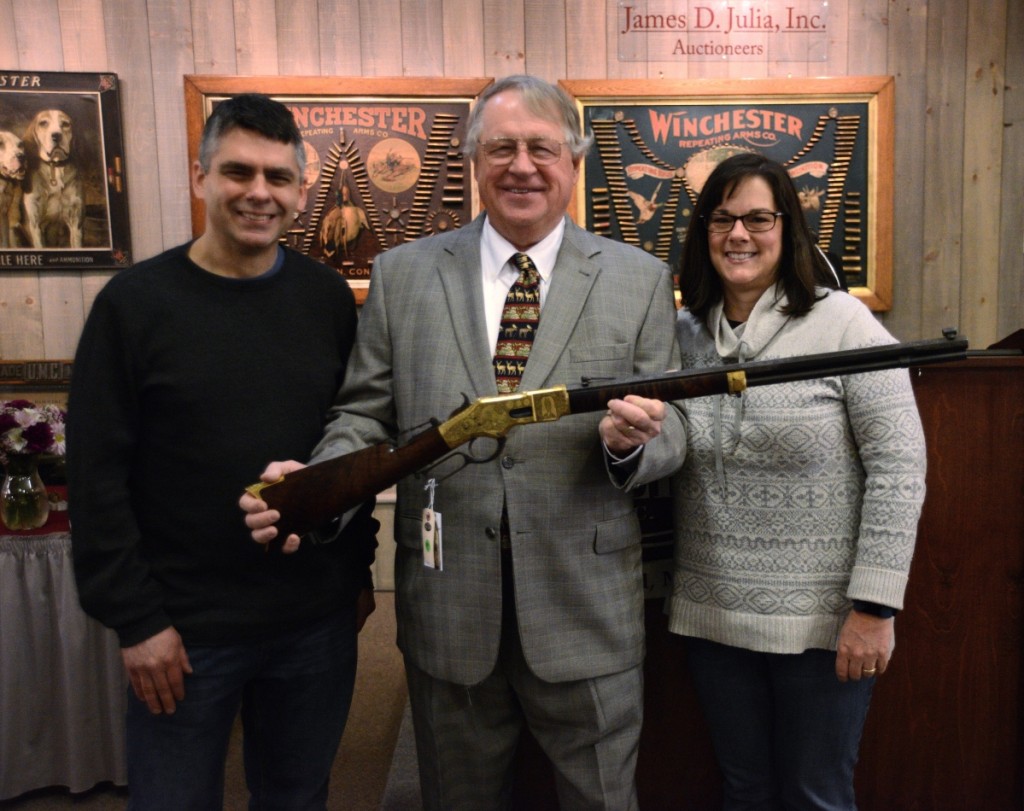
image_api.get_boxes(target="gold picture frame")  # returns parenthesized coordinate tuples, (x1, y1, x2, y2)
(562, 77, 895, 311)
(184, 75, 493, 302)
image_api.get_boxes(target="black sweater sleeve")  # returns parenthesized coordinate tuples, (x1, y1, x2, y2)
(68, 282, 173, 647)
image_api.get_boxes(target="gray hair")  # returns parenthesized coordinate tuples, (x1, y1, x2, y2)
(464, 75, 593, 161)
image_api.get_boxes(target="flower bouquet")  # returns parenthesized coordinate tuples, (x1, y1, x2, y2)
(0, 399, 67, 530)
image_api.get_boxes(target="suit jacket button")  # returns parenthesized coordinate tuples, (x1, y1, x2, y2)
(501, 455, 514, 469)
(485, 527, 498, 539)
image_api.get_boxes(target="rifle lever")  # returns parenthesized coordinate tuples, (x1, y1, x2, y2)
(417, 436, 506, 484)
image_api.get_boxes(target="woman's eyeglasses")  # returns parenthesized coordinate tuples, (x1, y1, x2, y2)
(704, 211, 784, 233)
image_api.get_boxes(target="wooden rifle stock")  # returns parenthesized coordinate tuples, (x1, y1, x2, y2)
(246, 335, 967, 539)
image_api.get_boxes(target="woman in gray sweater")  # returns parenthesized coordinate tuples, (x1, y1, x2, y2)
(669, 153, 926, 810)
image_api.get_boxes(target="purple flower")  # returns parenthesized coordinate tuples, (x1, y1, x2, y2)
(0, 400, 67, 463)
(21, 422, 55, 455)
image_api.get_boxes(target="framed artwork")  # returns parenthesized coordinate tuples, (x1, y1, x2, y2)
(562, 77, 895, 310)
(0, 359, 71, 408)
(184, 75, 492, 302)
(0, 71, 131, 270)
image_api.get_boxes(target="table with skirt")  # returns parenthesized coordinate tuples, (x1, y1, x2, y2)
(0, 499, 127, 800)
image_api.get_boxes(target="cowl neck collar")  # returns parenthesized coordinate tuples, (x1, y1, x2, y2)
(709, 284, 791, 362)
(705, 283, 792, 489)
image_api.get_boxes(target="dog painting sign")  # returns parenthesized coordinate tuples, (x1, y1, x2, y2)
(0, 71, 131, 270)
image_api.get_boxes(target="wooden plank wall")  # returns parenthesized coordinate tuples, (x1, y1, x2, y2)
(0, 0, 1020, 362)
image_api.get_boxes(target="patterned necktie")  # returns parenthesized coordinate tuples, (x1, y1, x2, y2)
(493, 252, 540, 393)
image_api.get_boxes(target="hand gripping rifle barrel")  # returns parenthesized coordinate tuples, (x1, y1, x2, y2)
(246, 334, 968, 540)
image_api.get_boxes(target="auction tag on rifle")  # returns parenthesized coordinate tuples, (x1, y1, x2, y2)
(421, 478, 443, 570)
(421, 508, 443, 570)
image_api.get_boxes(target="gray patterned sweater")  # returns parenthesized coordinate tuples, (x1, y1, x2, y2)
(668, 286, 926, 654)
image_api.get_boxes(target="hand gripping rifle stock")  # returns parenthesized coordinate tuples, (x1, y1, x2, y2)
(245, 334, 967, 540)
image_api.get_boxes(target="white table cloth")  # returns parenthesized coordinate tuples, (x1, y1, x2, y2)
(0, 532, 127, 799)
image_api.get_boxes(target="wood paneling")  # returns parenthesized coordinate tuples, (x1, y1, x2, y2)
(102, 0, 164, 265)
(0, 0, 1020, 359)
(999, 0, 1024, 341)
(148, 0, 197, 249)
(525, 0, 565, 79)
(883, 0, 927, 342)
(191, 0, 238, 75)
(358, 0, 403, 76)
(233, 0, 279, 75)
(401, 0, 445, 77)
(960, 0, 1008, 347)
(483, 0, 526, 77)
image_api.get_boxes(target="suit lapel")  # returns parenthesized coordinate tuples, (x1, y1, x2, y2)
(437, 218, 498, 396)
(520, 220, 602, 391)
(435, 217, 604, 395)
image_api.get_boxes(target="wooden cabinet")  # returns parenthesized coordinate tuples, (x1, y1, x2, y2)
(856, 356, 1024, 809)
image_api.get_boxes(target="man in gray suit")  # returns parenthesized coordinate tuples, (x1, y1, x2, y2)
(243, 75, 685, 810)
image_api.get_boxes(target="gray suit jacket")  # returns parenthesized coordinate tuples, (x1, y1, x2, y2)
(312, 215, 685, 685)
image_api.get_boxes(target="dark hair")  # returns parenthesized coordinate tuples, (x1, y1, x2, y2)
(464, 75, 593, 161)
(198, 93, 305, 174)
(677, 152, 839, 322)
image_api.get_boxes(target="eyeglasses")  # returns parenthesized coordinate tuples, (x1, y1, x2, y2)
(704, 210, 784, 233)
(478, 137, 566, 166)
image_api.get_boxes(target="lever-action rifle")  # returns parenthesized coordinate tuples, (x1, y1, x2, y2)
(246, 334, 967, 540)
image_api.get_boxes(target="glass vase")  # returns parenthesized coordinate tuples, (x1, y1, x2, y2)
(1, 455, 50, 531)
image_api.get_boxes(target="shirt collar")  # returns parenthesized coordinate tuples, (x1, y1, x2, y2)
(481, 216, 564, 283)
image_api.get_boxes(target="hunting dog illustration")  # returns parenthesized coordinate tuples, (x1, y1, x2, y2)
(0, 130, 27, 247)
(22, 109, 83, 248)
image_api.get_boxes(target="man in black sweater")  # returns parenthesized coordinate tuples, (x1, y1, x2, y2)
(67, 94, 377, 811)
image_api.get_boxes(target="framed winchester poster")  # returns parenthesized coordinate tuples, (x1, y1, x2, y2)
(562, 77, 895, 310)
(184, 75, 491, 302)
(0, 71, 131, 271)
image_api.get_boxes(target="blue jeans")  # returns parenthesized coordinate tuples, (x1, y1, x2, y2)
(125, 607, 358, 811)
(685, 637, 874, 811)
